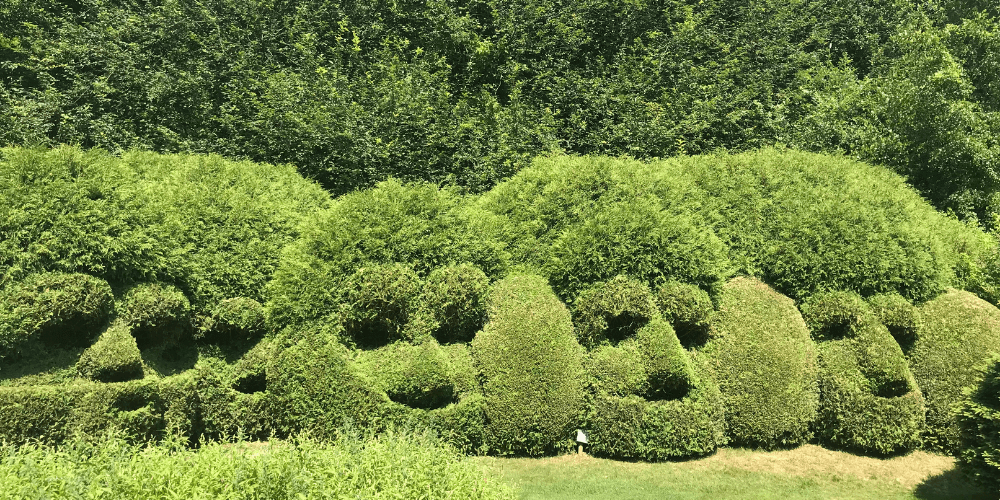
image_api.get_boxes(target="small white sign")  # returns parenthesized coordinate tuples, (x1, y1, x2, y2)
(576, 429, 588, 444)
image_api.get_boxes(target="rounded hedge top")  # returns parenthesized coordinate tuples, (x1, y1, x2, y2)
(479, 155, 730, 302)
(955, 354, 1000, 490)
(0, 146, 330, 314)
(573, 276, 659, 349)
(471, 273, 585, 456)
(676, 148, 990, 302)
(910, 289, 1000, 453)
(266, 180, 512, 329)
(703, 276, 819, 449)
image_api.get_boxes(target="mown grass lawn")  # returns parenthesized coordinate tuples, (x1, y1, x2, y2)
(480, 445, 999, 500)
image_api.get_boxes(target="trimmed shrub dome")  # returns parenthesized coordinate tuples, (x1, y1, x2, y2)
(703, 277, 819, 449)
(955, 354, 1000, 490)
(118, 283, 192, 349)
(471, 274, 585, 456)
(77, 322, 144, 383)
(910, 289, 1000, 452)
(802, 291, 924, 455)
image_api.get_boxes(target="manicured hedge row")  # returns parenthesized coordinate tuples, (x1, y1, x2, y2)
(802, 292, 924, 455)
(703, 277, 819, 449)
(910, 289, 1000, 452)
(471, 274, 585, 456)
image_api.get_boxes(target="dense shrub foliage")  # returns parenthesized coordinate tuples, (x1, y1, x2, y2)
(198, 297, 266, 345)
(76, 323, 143, 383)
(480, 155, 730, 302)
(955, 354, 1000, 491)
(2, 0, 998, 222)
(0, 430, 516, 500)
(118, 283, 191, 350)
(578, 277, 726, 460)
(471, 274, 585, 456)
(266, 180, 511, 330)
(415, 264, 491, 345)
(0, 146, 329, 316)
(910, 289, 1000, 452)
(802, 292, 925, 455)
(679, 149, 991, 302)
(0, 272, 113, 356)
(656, 281, 715, 349)
(867, 293, 923, 352)
(703, 277, 819, 449)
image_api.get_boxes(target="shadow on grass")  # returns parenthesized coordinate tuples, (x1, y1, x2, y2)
(913, 467, 998, 500)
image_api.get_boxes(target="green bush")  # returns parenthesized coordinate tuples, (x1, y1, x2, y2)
(358, 340, 486, 453)
(802, 292, 924, 455)
(0, 376, 202, 445)
(198, 297, 266, 345)
(118, 283, 191, 349)
(573, 276, 660, 349)
(415, 264, 491, 344)
(480, 155, 730, 303)
(583, 316, 726, 460)
(0, 272, 114, 355)
(339, 264, 422, 349)
(0, 146, 329, 316)
(266, 180, 512, 330)
(703, 277, 819, 449)
(955, 354, 1000, 490)
(656, 281, 715, 349)
(910, 289, 1000, 452)
(681, 149, 992, 302)
(76, 323, 144, 383)
(867, 293, 923, 352)
(266, 328, 387, 440)
(471, 274, 585, 456)
(199, 344, 275, 441)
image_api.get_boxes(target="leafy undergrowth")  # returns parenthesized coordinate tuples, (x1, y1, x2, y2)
(481, 445, 998, 500)
(0, 428, 514, 500)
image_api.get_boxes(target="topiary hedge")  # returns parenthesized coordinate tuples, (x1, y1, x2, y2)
(867, 293, 923, 352)
(357, 339, 486, 453)
(471, 274, 585, 456)
(802, 291, 925, 455)
(0, 272, 114, 357)
(580, 282, 727, 461)
(0, 146, 329, 317)
(0, 375, 202, 446)
(266, 327, 387, 441)
(198, 297, 266, 345)
(955, 354, 1000, 490)
(703, 276, 819, 449)
(479, 155, 730, 303)
(414, 264, 491, 345)
(266, 179, 512, 330)
(118, 283, 192, 349)
(76, 323, 144, 383)
(680, 149, 991, 302)
(910, 289, 1000, 453)
(338, 264, 423, 349)
(656, 281, 715, 349)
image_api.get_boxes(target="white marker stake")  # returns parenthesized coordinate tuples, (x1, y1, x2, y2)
(576, 429, 588, 455)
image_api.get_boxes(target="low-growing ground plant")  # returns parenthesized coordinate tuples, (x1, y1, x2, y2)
(802, 291, 925, 455)
(472, 273, 585, 456)
(910, 289, 1000, 453)
(703, 277, 819, 449)
(0, 428, 516, 500)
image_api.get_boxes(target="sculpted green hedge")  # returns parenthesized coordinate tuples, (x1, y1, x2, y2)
(910, 289, 1000, 452)
(76, 323, 144, 383)
(471, 274, 585, 456)
(577, 276, 725, 460)
(955, 354, 1000, 490)
(0, 272, 113, 357)
(802, 292, 924, 455)
(0, 146, 329, 317)
(703, 277, 819, 449)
